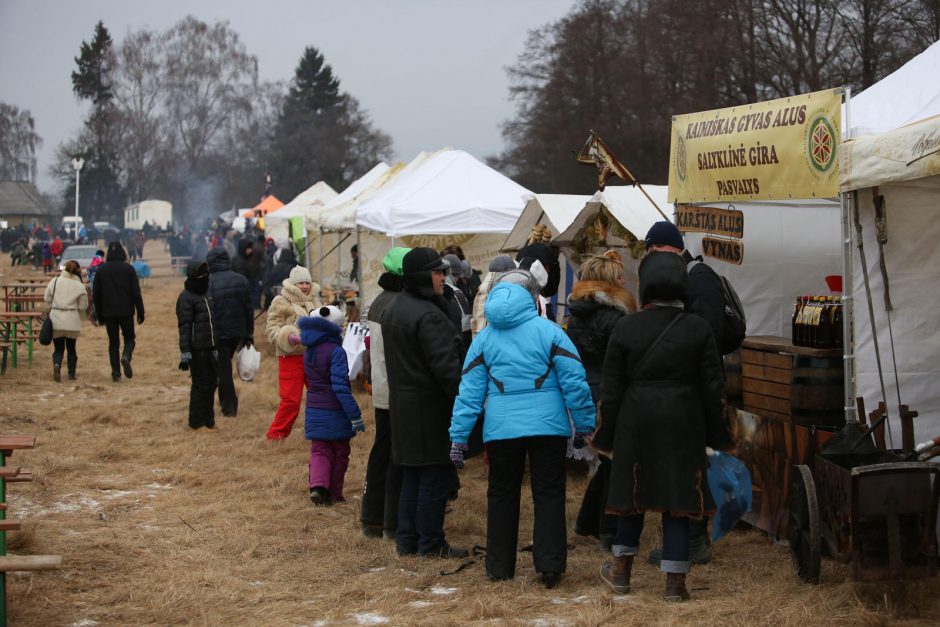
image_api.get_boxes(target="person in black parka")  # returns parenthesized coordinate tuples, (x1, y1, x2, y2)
(92, 241, 145, 382)
(261, 246, 298, 311)
(206, 247, 253, 417)
(592, 250, 732, 602)
(176, 261, 218, 430)
(231, 239, 263, 310)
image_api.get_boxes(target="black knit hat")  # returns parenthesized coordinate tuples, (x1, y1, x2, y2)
(644, 221, 684, 250)
(403, 247, 450, 274)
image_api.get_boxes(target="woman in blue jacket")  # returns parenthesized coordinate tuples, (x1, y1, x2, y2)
(449, 271, 595, 588)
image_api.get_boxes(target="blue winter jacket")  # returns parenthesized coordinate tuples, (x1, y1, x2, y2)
(298, 315, 360, 440)
(449, 282, 595, 444)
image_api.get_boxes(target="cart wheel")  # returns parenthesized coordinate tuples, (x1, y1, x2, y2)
(788, 464, 821, 584)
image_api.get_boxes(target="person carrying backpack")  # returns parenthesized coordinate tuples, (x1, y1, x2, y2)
(642, 220, 745, 566)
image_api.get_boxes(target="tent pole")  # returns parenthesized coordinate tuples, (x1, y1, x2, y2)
(841, 85, 858, 425)
(318, 228, 324, 288)
(355, 226, 362, 288)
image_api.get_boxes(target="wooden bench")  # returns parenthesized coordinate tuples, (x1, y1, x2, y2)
(0, 436, 61, 626)
(0, 312, 42, 373)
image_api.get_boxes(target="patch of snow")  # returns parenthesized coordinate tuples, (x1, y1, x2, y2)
(551, 595, 590, 605)
(100, 490, 140, 499)
(70, 620, 99, 627)
(429, 585, 457, 595)
(530, 619, 572, 627)
(407, 601, 434, 609)
(352, 612, 389, 625)
(612, 595, 635, 603)
(310, 621, 329, 627)
(368, 567, 386, 573)
(143, 482, 173, 489)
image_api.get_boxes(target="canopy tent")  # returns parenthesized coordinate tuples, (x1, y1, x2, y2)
(846, 39, 940, 138)
(502, 194, 591, 252)
(553, 185, 670, 253)
(265, 182, 337, 243)
(309, 161, 397, 232)
(841, 113, 940, 444)
(250, 195, 284, 217)
(356, 149, 531, 236)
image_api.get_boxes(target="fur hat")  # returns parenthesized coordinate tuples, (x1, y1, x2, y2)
(644, 221, 684, 251)
(310, 305, 345, 329)
(288, 266, 312, 285)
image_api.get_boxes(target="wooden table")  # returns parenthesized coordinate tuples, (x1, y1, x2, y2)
(2, 282, 47, 312)
(0, 311, 43, 372)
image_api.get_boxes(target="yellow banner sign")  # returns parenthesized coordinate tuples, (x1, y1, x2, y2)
(668, 89, 842, 203)
(676, 205, 744, 238)
(702, 237, 744, 265)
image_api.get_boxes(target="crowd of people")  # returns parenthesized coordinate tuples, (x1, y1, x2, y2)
(15, 217, 739, 602)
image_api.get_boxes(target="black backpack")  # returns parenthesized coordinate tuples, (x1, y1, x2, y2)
(689, 260, 746, 354)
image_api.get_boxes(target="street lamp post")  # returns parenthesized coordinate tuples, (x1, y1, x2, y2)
(71, 158, 84, 235)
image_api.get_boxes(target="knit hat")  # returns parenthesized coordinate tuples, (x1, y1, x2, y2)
(288, 266, 312, 285)
(644, 221, 684, 251)
(488, 255, 516, 273)
(310, 305, 345, 329)
(442, 254, 462, 277)
(382, 247, 411, 276)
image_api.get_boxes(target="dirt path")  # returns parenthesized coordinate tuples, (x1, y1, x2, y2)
(1, 243, 937, 625)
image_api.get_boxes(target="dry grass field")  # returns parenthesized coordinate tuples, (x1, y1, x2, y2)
(1, 243, 938, 626)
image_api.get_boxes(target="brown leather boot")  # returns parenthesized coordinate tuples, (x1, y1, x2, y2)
(664, 572, 690, 601)
(600, 555, 633, 594)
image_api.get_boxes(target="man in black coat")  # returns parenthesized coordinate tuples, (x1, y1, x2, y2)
(261, 247, 298, 310)
(176, 261, 217, 429)
(231, 239, 263, 310)
(92, 241, 145, 382)
(381, 247, 467, 558)
(206, 248, 254, 417)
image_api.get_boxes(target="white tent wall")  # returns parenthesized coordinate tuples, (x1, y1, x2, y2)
(683, 199, 842, 338)
(850, 176, 940, 444)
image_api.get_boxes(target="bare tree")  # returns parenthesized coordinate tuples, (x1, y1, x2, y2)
(0, 103, 42, 183)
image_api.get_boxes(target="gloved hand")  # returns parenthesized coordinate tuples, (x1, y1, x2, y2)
(287, 332, 301, 346)
(137, 314, 145, 325)
(179, 352, 192, 371)
(350, 417, 366, 433)
(572, 432, 592, 449)
(449, 442, 468, 470)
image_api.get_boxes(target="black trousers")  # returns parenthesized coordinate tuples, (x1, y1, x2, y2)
(360, 407, 402, 534)
(486, 436, 568, 579)
(52, 337, 77, 373)
(104, 316, 135, 376)
(188, 349, 217, 429)
(215, 337, 240, 416)
(575, 455, 617, 541)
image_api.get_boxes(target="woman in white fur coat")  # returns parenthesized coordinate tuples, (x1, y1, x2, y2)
(43, 260, 89, 381)
(264, 265, 321, 440)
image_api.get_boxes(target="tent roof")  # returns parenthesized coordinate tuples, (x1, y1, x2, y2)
(554, 185, 669, 247)
(848, 40, 940, 138)
(503, 194, 592, 251)
(251, 195, 284, 215)
(309, 162, 394, 231)
(355, 149, 531, 236)
(266, 182, 337, 223)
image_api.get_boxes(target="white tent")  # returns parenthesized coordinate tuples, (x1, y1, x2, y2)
(356, 149, 531, 236)
(553, 185, 670, 251)
(846, 39, 940, 138)
(265, 181, 337, 242)
(306, 162, 392, 232)
(502, 194, 591, 252)
(841, 113, 940, 444)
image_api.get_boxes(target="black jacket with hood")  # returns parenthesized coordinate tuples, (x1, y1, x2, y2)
(176, 261, 216, 352)
(231, 239, 263, 283)
(206, 248, 253, 341)
(92, 242, 144, 320)
(594, 251, 732, 517)
(262, 247, 298, 306)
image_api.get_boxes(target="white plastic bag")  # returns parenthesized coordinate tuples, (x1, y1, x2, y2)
(342, 322, 369, 379)
(236, 345, 261, 381)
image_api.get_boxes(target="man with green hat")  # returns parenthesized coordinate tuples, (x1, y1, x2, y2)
(360, 247, 410, 539)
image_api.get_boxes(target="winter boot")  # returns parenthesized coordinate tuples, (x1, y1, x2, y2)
(120, 352, 133, 379)
(664, 572, 690, 602)
(52, 361, 61, 383)
(67, 354, 77, 380)
(309, 486, 330, 506)
(600, 555, 633, 594)
(688, 518, 711, 565)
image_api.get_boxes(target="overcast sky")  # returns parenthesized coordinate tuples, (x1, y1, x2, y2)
(0, 0, 577, 195)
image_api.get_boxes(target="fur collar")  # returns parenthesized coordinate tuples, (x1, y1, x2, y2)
(280, 279, 318, 306)
(569, 280, 636, 313)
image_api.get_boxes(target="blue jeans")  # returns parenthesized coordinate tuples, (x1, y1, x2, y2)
(613, 512, 690, 573)
(396, 464, 455, 555)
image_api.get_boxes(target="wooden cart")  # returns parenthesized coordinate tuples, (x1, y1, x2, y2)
(788, 449, 940, 583)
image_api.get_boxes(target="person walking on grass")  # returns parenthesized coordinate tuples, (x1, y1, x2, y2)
(291, 306, 364, 505)
(176, 261, 218, 430)
(205, 247, 253, 417)
(264, 266, 321, 440)
(92, 241, 144, 382)
(449, 273, 595, 589)
(44, 260, 88, 382)
(592, 250, 733, 602)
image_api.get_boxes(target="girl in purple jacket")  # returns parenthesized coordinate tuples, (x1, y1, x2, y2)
(292, 306, 364, 505)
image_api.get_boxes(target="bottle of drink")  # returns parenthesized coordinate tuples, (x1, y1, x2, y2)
(807, 296, 820, 347)
(791, 297, 803, 346)
(817, 296, 832, 348)
(831, 296, 843, 349)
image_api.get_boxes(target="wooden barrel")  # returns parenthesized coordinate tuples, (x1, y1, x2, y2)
(790, 355, 845, 428)
(724, 350, 742, 404)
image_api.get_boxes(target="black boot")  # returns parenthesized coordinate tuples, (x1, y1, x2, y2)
(67, 354, 77, 380)
(52, 361, 61, 383)
(121, 351, 133, 379)
(664, 572, 690, 602)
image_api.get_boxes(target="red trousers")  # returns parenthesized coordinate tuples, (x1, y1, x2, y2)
(266, 354, 305, 440)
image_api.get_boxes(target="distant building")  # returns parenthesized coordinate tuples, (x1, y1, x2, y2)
(0, 181, 56, 226)
(124, 199, 172, 230)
